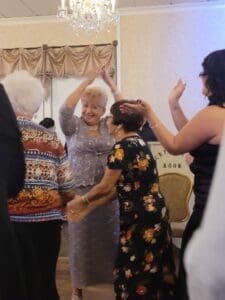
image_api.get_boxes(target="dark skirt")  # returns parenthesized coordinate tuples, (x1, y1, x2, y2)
(176, 209, 204, 300)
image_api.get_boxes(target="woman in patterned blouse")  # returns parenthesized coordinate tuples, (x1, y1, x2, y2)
(67, 100, 176, 300)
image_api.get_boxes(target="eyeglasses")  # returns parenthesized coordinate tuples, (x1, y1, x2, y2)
(199, 72, 207, 77)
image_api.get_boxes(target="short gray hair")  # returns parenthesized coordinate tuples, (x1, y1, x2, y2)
(2, 70, 44, 115)
(81, 86, 108, 107)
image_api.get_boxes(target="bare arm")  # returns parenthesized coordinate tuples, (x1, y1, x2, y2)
(168, 79, 189, 130)
(87, 187, 117, 208)
(120, 101, 221, 155)
(67, 187, 117, 222)
(102, 67, 123, 101)
(67, 167, 121, 221)
(85, 167, 121, 200)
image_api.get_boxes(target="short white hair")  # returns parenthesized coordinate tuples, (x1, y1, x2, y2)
(2, 70, 45, 115)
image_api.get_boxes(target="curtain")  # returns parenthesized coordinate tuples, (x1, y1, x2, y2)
(0, 42, 117, 79)
(46, 43, 116, 78)
(0, 47, 44, 78)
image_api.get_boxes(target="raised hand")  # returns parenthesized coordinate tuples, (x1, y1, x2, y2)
(86, 66, 104, 85)
(101, 66, 114, 86)
(168, 79, 186, 105)
(168, 79, 188, 129)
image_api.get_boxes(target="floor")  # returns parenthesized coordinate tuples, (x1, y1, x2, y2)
(56, 249, 180, 300)
(56, 257, 115, 300)
(56, 224, 180, 300)
(57, 224, 115, 300)
(56, 257, 71, 300)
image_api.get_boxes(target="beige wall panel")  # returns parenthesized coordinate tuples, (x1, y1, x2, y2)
(119, 7, 225, 131)
(0, 20, 116, 48)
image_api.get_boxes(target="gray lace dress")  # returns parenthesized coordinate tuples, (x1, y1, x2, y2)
(59, 105, 119, 288)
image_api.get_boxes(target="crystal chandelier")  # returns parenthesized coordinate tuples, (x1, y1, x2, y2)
(57, 0, 118, 33)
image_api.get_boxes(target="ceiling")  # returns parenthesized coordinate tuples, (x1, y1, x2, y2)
(0, 0, 221, 19)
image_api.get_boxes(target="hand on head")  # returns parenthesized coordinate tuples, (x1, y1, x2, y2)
(119, 99, 150, 118)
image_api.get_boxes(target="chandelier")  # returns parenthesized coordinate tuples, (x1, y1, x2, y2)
(57, 0, 118, 33)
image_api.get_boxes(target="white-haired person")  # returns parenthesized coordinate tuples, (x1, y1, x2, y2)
(59, 66, 122, 300)
(2, 70, 76, 300)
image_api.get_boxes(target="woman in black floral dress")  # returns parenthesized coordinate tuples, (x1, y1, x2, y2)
(67, 100, 176, 300)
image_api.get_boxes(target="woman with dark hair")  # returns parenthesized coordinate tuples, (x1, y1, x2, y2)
(67, 100, 176, 300)
(39, 117, 55, 132)
(119, 49, 225, 299)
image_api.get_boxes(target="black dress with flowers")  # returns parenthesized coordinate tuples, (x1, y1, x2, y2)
(107, 136, 176, 300)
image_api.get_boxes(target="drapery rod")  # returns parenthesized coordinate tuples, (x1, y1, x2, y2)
(2, 40, 118, 51)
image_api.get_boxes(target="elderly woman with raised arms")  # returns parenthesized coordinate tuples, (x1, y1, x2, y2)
(59, 66, 122, 300)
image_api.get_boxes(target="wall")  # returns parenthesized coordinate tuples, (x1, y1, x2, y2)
(1, 3, 225, 133)
(0, 17, 117, 142)
(119, 3, 225, 131)
(0, 17, 116, 48)
(2, 2, 222, 238)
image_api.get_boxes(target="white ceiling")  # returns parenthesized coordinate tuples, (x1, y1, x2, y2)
(0, 0, 221, 19)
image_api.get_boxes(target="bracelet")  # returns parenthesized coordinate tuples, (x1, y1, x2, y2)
(150, 122, 161, 129)
(81, 195, 90, 205)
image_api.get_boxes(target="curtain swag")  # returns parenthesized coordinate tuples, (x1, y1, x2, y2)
(0, 42, 117, 81)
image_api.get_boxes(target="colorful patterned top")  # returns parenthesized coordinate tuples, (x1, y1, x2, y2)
(9, 116, 75, 222)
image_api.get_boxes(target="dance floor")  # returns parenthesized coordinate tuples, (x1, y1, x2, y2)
(56, 224, 180, 300)
(56, 257, 115, 300)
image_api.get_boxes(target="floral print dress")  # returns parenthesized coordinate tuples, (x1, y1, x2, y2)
(107, 136, 176, 300)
